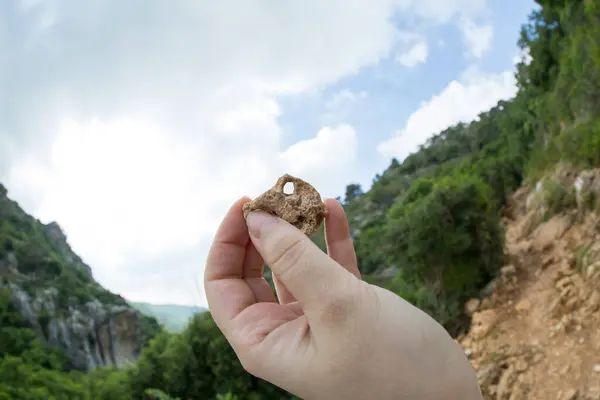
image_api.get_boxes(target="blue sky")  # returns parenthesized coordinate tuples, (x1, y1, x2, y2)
(278, 0, 536, 191)
(1, 0, 536, 307)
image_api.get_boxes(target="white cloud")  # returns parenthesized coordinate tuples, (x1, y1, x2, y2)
(512, 46, 533, 66)
(1, 0, 495, 307)
(377, 66, 518, 162)
(326, 90, 368, 111)
(279, 124, 358, 190)
(321, 89, 368, 123)
(459, 18, 494, 58)
(396, 40, 429, 67)
(400, 0, 488, 24)
(1, 0, 396, 307)
(5, 117, 358, 307)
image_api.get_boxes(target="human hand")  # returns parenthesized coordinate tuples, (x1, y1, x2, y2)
(204, 196, 482, 400)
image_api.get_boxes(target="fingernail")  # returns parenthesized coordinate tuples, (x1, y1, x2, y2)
(246, 211, 278, 238)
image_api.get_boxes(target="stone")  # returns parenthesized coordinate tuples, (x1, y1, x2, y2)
(575, 169, 600, 217)
(515, 299, 532, 312)
(465, 298, 481, 316)
(470, 309, 498, 340)
(587, 387, 600, 400)
(480, 279, 499, 297)
(480, 298, 491, 309)
(556, 276, 573, 290)
(515, 358, 528, 372)
(542, 254, 555, 269)
(243, 174, 328, 236)
(560, 365, 571, 375)
(587, 291, 600, 312)
(477, 362, 503, 390)
(532, 215, 572, 252)
(563, 389, 578, 400)
(501, 264, 517, 277)
(496, 365, 516, 400)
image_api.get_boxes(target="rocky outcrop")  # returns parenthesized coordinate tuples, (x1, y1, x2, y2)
(44, 221, 93, 280)
(520, 165, 600, 239)
(574, 168, 600, 221)
(6, 283, 145, 371)
(0, 182, 156, 372)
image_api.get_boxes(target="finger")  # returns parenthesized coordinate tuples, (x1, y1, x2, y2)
(243, 241, 277, 303)
(242, 241, 264, 278)
(204, 197, 258, 333)
(246, 211, 358, 321)
(245, 278, 277, 303)
(272, 274, 296, 304)
(324, 198, 361, 280)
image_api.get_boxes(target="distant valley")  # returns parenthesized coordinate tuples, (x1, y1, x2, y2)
(130, 301, 207, 332)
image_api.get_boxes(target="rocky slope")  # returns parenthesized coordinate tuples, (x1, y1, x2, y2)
(458, 166, 600, 399)
(0, 183, 161, 372)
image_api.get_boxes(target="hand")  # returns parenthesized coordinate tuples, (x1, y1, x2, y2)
(204, 197, 482, 400)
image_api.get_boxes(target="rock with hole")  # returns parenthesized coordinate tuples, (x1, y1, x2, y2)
(243, 174, 328, 236)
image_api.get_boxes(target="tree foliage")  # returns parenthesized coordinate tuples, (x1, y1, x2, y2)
(343, 0, 599, 333)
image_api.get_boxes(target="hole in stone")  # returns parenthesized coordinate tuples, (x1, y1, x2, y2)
(283, 181, 294, 195)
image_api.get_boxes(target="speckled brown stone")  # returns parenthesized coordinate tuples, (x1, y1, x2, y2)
(243, 174, 328, 236)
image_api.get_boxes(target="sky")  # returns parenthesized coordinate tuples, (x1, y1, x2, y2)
(1, 0, 536, 308)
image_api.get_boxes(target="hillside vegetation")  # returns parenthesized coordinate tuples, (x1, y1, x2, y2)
(0, 0, 598, 398)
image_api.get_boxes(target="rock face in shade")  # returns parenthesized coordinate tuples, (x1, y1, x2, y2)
(243, 174, 328, 236)
(7, 285, 146, 371)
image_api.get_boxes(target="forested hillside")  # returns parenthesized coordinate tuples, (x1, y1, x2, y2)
(317, 0, 600, 335)
(0, 0, 598, 398)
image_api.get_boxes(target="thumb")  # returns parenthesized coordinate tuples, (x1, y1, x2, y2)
(246, 211, 358, 317)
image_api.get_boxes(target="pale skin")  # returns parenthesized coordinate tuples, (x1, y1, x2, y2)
(204, 197, 483, 400)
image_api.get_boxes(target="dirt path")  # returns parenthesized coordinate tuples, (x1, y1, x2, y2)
(458, 192, 600, 399)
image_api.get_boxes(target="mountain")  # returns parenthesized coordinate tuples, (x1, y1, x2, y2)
(0, 183, 162, 372)
(129, 301, 207, 332)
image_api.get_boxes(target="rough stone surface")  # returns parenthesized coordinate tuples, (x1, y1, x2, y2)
(243, 174, 328, 236)
(465, 298, 481, 316)
(5, 283, 145, 371)
(45, 221, 93, 279)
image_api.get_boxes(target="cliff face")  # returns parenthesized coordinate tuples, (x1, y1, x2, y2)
(0, 183, 161, 372)
(44, 221, 93, 280)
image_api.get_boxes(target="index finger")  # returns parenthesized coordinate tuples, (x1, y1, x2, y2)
(204, 197, 257, 333)
(324, 198, 361, 280)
